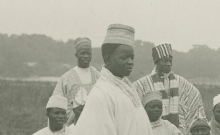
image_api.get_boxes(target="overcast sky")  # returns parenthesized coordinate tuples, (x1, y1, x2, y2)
(1, 0, 220, 52)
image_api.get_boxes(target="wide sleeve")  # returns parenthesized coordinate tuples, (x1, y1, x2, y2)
(52, 78, 75, 124)
(52, 78, 65, 96)
(74, 87, 117, 135)
(133, 77, 151, 102)
(178, 76, 206, 131)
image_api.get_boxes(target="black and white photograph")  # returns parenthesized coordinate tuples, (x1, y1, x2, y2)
(0, 0, 220, 135)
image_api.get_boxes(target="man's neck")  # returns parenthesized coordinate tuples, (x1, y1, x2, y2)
(49, 125, 63, 132)
(78, 65, 89, 69)
(105, 66, 123, 78)
(150, 118, 161, 124)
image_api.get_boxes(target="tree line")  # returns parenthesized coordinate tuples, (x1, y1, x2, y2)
(0, 33, 219, 82)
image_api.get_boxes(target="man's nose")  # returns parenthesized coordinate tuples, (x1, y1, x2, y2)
(127, 58, 134, 65)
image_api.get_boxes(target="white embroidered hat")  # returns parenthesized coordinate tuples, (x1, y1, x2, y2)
(142, 91, 162, 106)
(46, 95, 68, 110)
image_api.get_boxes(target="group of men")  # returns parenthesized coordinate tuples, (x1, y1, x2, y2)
(33, 23, 220, 135)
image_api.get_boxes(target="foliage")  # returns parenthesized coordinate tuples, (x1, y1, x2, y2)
(0, 34, 220, 81)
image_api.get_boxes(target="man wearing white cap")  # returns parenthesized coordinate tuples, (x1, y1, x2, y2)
(143, 91, 182, 135)
(33, 95, 74, 135)
(210, 94, 220, 134)
(189, 118, 211, 135)
(52, 37, 100, 126)
(133, 43, 206, 134)
(73, 24, 153, 135)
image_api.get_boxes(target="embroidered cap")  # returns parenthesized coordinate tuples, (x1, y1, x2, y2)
(142, 91, 162, 106)
(103, 23, 135, 46)
(152, 43, 172, 63)
(189, 118, 210, 132)
(74, 37, 92, 52)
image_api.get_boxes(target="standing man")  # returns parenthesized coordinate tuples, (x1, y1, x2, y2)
(33, 95, 75, 135)
(73, 24, 153, 135)
(210, 94, 220, 134)
(143, 91, 182, 135)
(133, 43, 206, 134)
(53, 37, 100, 126)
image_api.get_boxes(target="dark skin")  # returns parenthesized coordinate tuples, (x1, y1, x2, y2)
(75, 45, 92, 68)
(104, 45, 134, 78)
(213, 103, 220, 124)
(144, 100, 163, 122)
(156, 57, 173, 74)
(46, 108, 67, 132)
(191, 127, 211, 135)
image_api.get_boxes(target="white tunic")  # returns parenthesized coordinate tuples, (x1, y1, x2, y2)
(73, 76, 153, 135)
(33, 125, 74, 135)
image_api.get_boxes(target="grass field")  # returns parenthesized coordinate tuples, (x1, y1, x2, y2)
(0, 80, 219, 135)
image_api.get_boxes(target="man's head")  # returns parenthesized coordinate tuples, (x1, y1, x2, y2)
(189, 118, 211, 135)
(143, 91, 163, 122)
(152, 43, 173, 73)
(213, 94, 220, 123)
(46, 95, 68, 131)
(101, 24, 135, 78)
(74, 37, 92, 68)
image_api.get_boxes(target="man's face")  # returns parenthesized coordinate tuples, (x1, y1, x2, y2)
(156, 57, 173, 73)
(144, 100, 163, 122)
(47, 108, 67, 131)
(76, 45, 92, 68)
(213, 103, 220, 123)
(191, 127, 211, 135)
(108, 45, 134, 77)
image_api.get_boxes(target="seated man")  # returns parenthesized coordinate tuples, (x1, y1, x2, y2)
(33, 95, 74, 135)
(210, 94, 220, 134)
(189, 118, 211, 135)
(143, 91, 182, 135)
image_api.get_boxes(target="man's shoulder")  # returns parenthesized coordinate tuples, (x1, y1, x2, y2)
(60, 67, 75, 78)
(133, 74, 151, 84)
(32, 127, 47, 135)
(92, 79, 118, 98)
(90, 66, 98, 71)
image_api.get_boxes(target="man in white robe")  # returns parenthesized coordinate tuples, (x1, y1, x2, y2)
(73, 24, 153, 135)
(33, 95, 74, 135)
(143, 91, 182, 135)
(53, 37, 100, 125)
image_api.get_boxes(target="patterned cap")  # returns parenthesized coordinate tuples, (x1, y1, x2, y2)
(103, 23, 135, 46)
(46, 95, 68, 110)
(213, 94, 220, 108)
(189, 118, 210, 132)
(152, 43, 172, 63)
(142, 91, 162, 106)
(74, 37, 91, 52)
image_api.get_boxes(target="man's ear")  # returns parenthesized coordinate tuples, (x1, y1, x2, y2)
(46, 111, 49, 117)
(46, 108, 51, 117)
(75, 53, 78, 58)
(104, 54, 111, 65)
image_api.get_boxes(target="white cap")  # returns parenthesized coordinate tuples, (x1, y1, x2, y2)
(46, 95, 68, 110)
(213, 94, 220, 108)
(142, 91, 162, 106)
